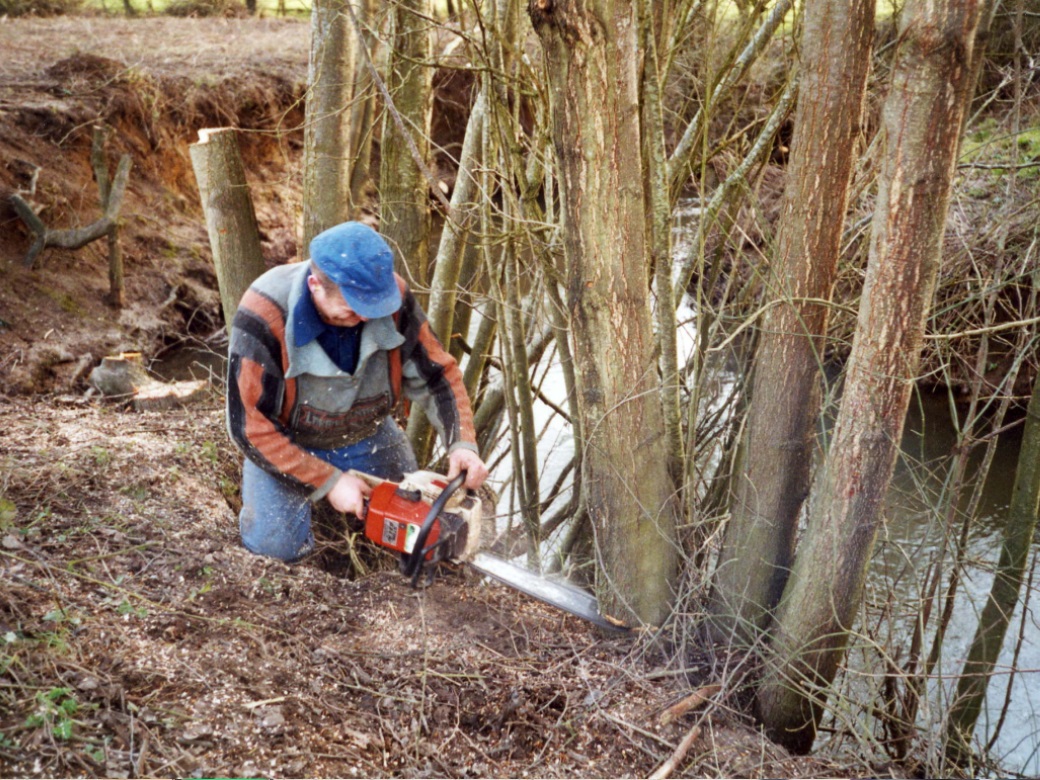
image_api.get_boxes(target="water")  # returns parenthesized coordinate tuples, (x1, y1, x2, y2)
(865, 392, 1040, 774)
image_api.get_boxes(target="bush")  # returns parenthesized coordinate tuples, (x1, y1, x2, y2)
(0, 0, 83, 16)
(164, 0, 249, 18)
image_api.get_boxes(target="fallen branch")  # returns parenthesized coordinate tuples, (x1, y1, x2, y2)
(10, 151, 132, 271)
(648, 724, 702, 780)
(657, 684, 721, 727)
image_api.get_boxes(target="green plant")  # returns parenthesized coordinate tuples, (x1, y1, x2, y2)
(0, 497, 16, 528)
(118, 484, 149, 502)
(116, 600, 148, 619)
(201, 440, 219, 464)
(219, 476, 238, 502)
(25, 687, 81, 741)
(0, 0, 83, 16)
(90, 446, 112, 467)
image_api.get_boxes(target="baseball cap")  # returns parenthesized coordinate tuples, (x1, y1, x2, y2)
(308, 222, 402, 319)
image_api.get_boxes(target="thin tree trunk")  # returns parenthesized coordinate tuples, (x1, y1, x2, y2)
(407, 91, 488, 462)
(755, 0, 984, 753)
(90, 126, 125, 307)
(190, 128, 268, 327)
(529, 0, 678, 626)
(302, 0, 357, 250)
(639, 0, 685, 490)
(380, 0, 433, 302)
(708, 0, 875, 643)
(348, 0, 378, 210)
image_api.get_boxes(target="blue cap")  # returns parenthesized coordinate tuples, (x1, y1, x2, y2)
(308, 222, 402, 319)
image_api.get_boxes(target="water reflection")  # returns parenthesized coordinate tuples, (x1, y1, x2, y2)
(860, 391, 1039, 775)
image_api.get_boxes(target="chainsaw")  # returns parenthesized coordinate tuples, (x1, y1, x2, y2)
(352, 469, 625, 632)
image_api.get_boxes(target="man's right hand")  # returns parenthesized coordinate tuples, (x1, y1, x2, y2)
(326, 472, 372, 516)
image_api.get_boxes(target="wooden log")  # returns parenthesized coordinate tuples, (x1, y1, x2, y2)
(189, 127, 267, 327)
(88, 352, 150, 397)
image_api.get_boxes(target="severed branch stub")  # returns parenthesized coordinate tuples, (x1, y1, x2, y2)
(10, 128, 132, 295)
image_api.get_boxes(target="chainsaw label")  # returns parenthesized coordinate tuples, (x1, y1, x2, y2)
(404, 523, 419, 554)
(382, 519, 400, 547)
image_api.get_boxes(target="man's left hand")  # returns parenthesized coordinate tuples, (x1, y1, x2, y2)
(447, 448, 489, 491)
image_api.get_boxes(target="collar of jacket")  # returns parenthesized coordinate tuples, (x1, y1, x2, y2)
(284, 262, 405, 380)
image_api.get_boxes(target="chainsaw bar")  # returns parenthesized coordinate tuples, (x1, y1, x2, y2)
(469, 552, 628, 632)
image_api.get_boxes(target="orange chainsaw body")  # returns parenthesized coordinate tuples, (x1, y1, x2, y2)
(358, 470, 482, 564)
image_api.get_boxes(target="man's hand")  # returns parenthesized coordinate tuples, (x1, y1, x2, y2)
(447, 448, 489, 491)
(326, 472, 372, 516)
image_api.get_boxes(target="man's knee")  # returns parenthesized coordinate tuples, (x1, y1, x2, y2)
(239, 504, 314, 563)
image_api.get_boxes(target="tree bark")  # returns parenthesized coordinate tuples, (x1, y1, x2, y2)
(639, 0, 685, 490)
(189, 127, 268, 327)
(302, 0, 357, 250)
(708, 0, 875, 643)
(347, 0, 378, 210)
(755, 0, 984, 753)
(380, 0, 433, 301)
(529, 0, 678, 626)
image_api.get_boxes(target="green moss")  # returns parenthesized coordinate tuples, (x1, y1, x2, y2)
(41, 288, 86, 316)
(962, 118, 1040, 182)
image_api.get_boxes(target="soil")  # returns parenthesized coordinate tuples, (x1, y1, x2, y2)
(0, 13, 867, 780)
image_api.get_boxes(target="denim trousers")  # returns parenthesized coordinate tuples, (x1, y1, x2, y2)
(238, 417, 418, 562)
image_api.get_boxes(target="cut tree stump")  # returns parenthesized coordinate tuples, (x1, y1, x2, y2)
(88, 352, 208, 411)
(189, 127, 268, 327)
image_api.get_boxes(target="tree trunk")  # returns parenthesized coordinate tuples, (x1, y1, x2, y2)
(639, 0, 684, 490)
(302, 0, 357, 250)
(755, 0, 984, 754)
(380, 0, 432, 303)
(408, 92, 488, 463)
(348, 0, 378, 210)
(529, 0, 678, 626)
(708, 0, 875, 643)
(189, 128, 268, 327)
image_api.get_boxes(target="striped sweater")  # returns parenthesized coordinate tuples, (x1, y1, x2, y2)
(227, 261, 477, 501)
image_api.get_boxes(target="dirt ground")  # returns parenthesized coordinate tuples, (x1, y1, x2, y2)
(0, 14, 891, 780)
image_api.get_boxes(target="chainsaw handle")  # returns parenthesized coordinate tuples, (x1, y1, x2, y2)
(401, 470, 467, 585)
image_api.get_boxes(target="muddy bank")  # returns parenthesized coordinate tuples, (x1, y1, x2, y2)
(0, 16, 308, 395)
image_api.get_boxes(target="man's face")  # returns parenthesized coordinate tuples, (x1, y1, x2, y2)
(307, 273, 368, 328)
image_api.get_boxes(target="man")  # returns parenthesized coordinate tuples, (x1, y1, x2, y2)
(227, 221, 489, 562)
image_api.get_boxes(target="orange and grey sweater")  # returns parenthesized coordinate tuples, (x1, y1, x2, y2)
(227, 261, 477, 500)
